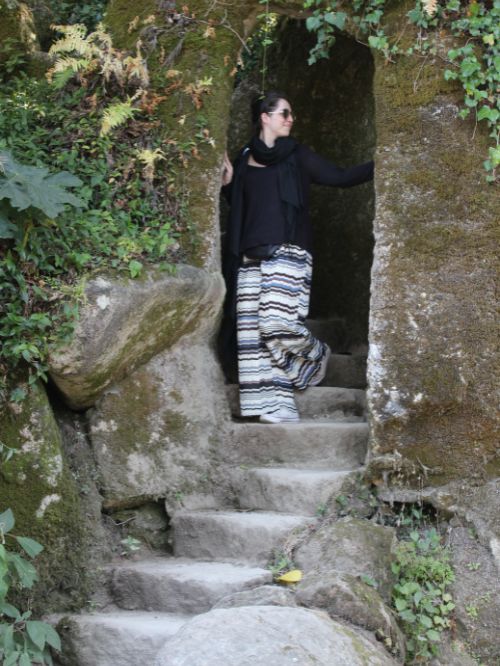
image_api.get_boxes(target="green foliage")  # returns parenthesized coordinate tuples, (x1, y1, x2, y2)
(0, 150, 84, 242)
(0, 38, 28, 82)
(237, 3, 278, 88)
(100, 99, 137, 136)
(0, 441, 18, 465)
(268, 550, 295, 578)
(47, 0, 107, 31)
(0, 508, 61, 665)
(391, 527, 455, 663)
(0, 19, 215, 400)
(303, 0, 500, 180)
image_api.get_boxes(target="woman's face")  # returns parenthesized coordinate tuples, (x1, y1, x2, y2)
(262, 98, 294, 139)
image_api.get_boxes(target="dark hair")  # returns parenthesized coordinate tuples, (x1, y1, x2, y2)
(251, 90, 290, 133)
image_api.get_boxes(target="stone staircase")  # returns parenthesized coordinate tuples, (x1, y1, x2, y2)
(56, 350, 369, 666)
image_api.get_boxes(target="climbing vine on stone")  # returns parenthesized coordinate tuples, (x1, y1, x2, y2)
(304, 0, 500, 181)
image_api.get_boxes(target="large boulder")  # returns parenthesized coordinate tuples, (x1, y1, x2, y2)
(0, 377, 90, 613)
(294, 518, 396, 601)
(48, 266, 224, 409)
(153, 606, 400, 666)
(214, 584, 297, 609)
(88, 330, 230, 508)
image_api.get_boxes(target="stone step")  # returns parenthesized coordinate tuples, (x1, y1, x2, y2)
(54, 610, 190, 666)
(233, 467, 354, 516)
(324, 353, 367, 389)
(227, 385, 366, 421)
(173, 510, 315, 566)
(227, 421, 368, 469)
(110, 558, 272, 614)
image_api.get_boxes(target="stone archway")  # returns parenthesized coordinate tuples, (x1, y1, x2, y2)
(225, 17, 375, 359)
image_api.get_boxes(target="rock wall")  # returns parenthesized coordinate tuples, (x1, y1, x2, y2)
(366, 2, 499, 487)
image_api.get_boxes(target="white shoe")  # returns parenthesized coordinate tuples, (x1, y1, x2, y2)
(259, 409, 299, 424)
(309, 344, 331, 387)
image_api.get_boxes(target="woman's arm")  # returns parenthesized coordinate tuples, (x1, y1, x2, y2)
(221, 151, 234, 203)
(299, 144, 374, 187)
(222, 151, 233, 186)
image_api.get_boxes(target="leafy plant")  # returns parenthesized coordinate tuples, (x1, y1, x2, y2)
(48, 0, 107, 32)
(391, 527, 455, 662)
(119, 536, 141, 557)
(237, 2, 278, 87)
(303, 0, 500, 180)
(0, 441, 18, 466)
(268, 550, 295, 579)
(0, 508, 61, 665)
(0, 38, 28, 82)
(100, 98, 138, 136)
(0, 150, 84, 243)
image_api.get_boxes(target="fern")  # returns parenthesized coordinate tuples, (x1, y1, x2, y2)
(124, 48, 149, 88)
(49, 24, 93, 58)
(47, 55, 93, 88)
(100, 99, 137, 136)
(137, 148, 165, 183)
(100, 53, 125, 87)
(422, 0, 438, 17)
(47, 22, 150, 92)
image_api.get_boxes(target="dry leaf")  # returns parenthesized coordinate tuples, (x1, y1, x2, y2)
(128, 16, 140, 33)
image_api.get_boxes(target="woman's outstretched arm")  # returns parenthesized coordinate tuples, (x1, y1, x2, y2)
(299, 144, 374, 187)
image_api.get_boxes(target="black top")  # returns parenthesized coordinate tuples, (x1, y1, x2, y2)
(225, 143, 374, 254)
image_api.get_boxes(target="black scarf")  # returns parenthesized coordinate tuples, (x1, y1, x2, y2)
(218, 136, 303, 378)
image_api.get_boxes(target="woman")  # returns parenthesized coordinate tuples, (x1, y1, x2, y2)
(221, 91, 373, 424)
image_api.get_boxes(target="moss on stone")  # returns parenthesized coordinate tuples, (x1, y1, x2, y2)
(0, 376, 91, 614)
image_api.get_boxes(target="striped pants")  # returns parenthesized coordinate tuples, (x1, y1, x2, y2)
(236, 244, 327, 417)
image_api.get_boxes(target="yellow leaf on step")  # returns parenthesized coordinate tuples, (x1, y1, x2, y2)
(277, 569, 303, 584)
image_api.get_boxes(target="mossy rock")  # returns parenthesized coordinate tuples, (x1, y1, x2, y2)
(0, 376, 91, 613)
(296, 571, 406, 661)
(368, 2, 499, 486)
(48, 265, 225, 409)
(88, 335, 230, 505)
(294, 517, 397, 602)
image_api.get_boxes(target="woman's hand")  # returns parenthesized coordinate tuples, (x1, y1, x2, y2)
(222, 151, 233, 186)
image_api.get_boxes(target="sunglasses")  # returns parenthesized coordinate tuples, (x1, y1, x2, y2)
(267, 108, 294, 120)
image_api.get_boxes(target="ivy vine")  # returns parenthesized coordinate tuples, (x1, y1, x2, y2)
(304, 0, 500, 181)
